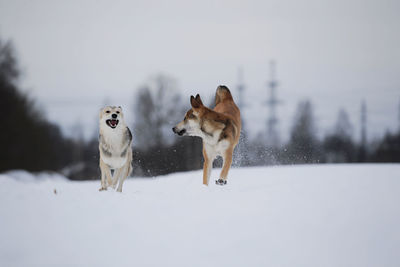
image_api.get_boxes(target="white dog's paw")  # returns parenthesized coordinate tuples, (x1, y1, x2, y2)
(99, 187, 107, 191)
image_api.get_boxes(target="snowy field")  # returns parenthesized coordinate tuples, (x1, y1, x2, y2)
(1, 164, 399, 267)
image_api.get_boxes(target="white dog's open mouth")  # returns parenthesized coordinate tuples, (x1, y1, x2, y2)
(106, 119, 119, 128)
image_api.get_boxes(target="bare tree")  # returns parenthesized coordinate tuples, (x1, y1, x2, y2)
(133, 74, 183, 149)
(323, 108, 356, 162)
(133, 86, 156, 149)
(286, 100, 322, 163)
(333, 108, 353, 138)
(131, 74, 204, 176)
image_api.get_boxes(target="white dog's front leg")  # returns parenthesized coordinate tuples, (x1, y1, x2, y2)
(99, 160, 111, 191)
(112, 168, 123, 189)
(116, 164, 130, 192)
(100, 170, 107, 191)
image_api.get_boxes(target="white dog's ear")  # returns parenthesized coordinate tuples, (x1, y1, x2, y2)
(118, 106, 122, 110)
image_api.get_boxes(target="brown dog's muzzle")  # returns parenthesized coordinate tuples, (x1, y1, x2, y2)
(172, 127, 186, 136)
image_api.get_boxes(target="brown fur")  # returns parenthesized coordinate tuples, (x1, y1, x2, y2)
(173, 85, 241, 185)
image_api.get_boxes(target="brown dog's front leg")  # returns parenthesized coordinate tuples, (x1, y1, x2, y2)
(202, 148, 213, 186)
(219, 146, 233, 183)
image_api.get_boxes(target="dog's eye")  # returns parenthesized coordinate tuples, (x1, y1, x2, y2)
(189, 114, 196, 119)
(106, 110, 110, 113)
(116, 111, 120, 114)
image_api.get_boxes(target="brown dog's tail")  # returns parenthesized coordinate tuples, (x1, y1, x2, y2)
(215, 85, 233, 106)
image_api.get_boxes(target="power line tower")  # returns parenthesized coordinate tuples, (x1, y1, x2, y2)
(265, 60, 281, 147)
(361, 100, 367, 148)
(358, 99, 367, 162)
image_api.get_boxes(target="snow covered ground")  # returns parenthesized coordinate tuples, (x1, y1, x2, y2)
(1, 164, 399, 267)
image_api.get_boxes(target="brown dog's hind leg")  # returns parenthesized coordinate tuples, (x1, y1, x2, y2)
(218, 146, 233, 185)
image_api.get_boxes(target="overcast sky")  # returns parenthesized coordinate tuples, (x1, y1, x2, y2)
(0, 0, 399, 142)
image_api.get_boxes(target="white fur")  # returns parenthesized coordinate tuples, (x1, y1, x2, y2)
(185, 119, 222, 146)
(98, 106, 132, 192)
(185, 119, 230, 181)
(100, 121, 129, 169)
(204, 139, 230, 157)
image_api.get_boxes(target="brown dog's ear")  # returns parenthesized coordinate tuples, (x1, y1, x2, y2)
(195, 94, 204, 106)
(190, 95, 201, 108)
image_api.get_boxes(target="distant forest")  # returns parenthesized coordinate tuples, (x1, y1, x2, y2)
(1, 37, 399, 180)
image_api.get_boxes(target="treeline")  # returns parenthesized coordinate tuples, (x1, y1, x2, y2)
(1, 37, 399, 179)
(0, 38, 97, 177)
(0, 38, 70, 172)
(235, 101, 400, 167)
(129, 78, 400, 177)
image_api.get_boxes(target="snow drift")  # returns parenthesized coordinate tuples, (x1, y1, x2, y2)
(1, 164, 399, 267)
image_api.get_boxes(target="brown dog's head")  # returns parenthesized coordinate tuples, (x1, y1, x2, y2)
(172, 94, 204, 136)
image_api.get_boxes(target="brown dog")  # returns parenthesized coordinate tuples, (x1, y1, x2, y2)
(173, 85, 241, 185)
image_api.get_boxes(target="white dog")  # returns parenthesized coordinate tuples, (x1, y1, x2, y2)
(99, 106, 132, 192)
